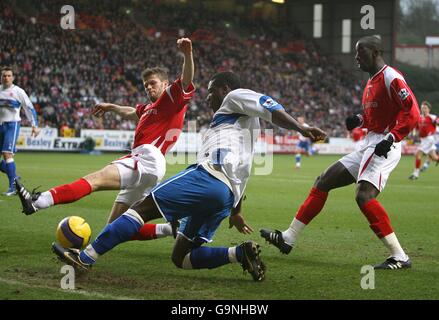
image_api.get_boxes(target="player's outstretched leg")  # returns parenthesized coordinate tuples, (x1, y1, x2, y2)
(357, 182, 411, 270)
(174, 237, 266, 282)
(51, 196, 161, 269)
(260, 161, 355, 255)
(16, 178, 92, 215)
(17, 165, 121, 215)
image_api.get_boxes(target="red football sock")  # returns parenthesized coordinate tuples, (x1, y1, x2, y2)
(360, 199, 393, 239)
(295, 187, 328, 225)
(415, 158, 421, 169)
(49, 178, 92, 205)
(131, 224, 157, 241)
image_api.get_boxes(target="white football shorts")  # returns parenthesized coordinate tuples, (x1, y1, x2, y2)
(339, 132, 401, 192)
(112, 144, 166, 205)
(418, 135, 436, 154)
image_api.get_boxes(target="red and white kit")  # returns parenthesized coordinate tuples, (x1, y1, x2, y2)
(113, 78, 195, 204)
(340, 65, 420, 191)
(417, 114, 438, 154)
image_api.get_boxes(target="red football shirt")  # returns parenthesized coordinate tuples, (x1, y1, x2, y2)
(133, 78, 195, 154)
(417, 114, 437, 138)
(361, 65, 420, 142)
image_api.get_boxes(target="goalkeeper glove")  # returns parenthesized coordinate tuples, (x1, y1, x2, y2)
(374, 134, 394, 159)
(345, 114, 363, 131)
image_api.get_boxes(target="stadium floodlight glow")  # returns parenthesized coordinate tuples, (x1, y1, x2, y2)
(272, 0, 285, 4)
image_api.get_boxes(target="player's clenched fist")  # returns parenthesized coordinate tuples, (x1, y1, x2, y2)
(177, 38, 192, 55)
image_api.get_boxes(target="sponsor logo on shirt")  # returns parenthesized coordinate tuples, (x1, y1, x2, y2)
(259, 95, 281, 111)
(398, 88, 410, 100)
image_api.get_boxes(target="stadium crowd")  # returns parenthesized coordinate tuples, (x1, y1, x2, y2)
(1, 0, 363, 137)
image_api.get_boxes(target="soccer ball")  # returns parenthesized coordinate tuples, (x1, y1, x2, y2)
(56, 216, 91, 249)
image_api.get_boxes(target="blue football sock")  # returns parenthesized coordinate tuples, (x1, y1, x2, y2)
(87, 213, 142, 257)
(79, 250, 96, 265)
(295, 154, 301, 165)
(189, 246, 231, 269)
(0, 160, 6, 173)
(5, 161, 17, 189)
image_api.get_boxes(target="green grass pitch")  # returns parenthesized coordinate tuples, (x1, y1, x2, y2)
(0, 152, 438, 300)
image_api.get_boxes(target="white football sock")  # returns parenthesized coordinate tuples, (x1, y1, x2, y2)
(282, 218, 306, 245)
(34, 191, 54, 209)
(83, 244, 99, 262)
(381, 233, 409, 261)
(182, 253, 193, 269)
(414, 168, 420, 176)
(228, 246, 238, 263)
(155, 223, 173, 238)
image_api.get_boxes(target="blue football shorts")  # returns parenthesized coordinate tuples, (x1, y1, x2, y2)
(150, 164, 234, 244)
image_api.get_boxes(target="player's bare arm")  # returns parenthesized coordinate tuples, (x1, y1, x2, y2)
(272, 109, 327, 142)
(177, 38, 194, 91)
(93, 103, 138, 121)
(228, 197, 253, 234)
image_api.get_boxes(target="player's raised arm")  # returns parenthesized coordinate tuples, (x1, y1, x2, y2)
(92, 103, 138, 121)
(177, 38, 194, 91)
(272, 109, 327, 142)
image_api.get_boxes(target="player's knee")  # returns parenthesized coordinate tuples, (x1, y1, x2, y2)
(171, 252, 184, 269)
(355, 191, 374, 208)
(314, 173, 330, 190)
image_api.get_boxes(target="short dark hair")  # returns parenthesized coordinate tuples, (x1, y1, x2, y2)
(421, 100, 432, 109)
(141, 67, 168, 81)
(358, 35, 384, 56)
(210, 71, 241, 90)
(1, 66, 14, 74)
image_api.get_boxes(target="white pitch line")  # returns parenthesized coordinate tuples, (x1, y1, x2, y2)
(0, 277, 139, 300)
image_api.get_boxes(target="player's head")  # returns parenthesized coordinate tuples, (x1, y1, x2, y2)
(1, 67, 14, 87)
(421, 100, 431, 115)
(206, 71, 241, 112)
(141, 67, 169, 102)
(355, 36, 384, 73)
(297, 116, 305, 124)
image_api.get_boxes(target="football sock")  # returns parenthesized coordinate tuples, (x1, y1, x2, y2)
(380, 233, 409, 262)
(422, 160, 430, 169)
(360, 199, 393, 239)
(415, 157, 421, 169)
(34, 191, 54, 209)
(86, 209, 144, 261)
(0, 160, 6, 173)
(188, 245, 243, 269)
(80, 245, 99, 265)
(156, 223, 173, 237)
(295, 187, 328, 225)
(49, 178, 92, 205)
(295, 154, 301, 168)
(5, 158, 17, 190)
(282, 218, 306, 245)
(131, 223, 172, 240)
